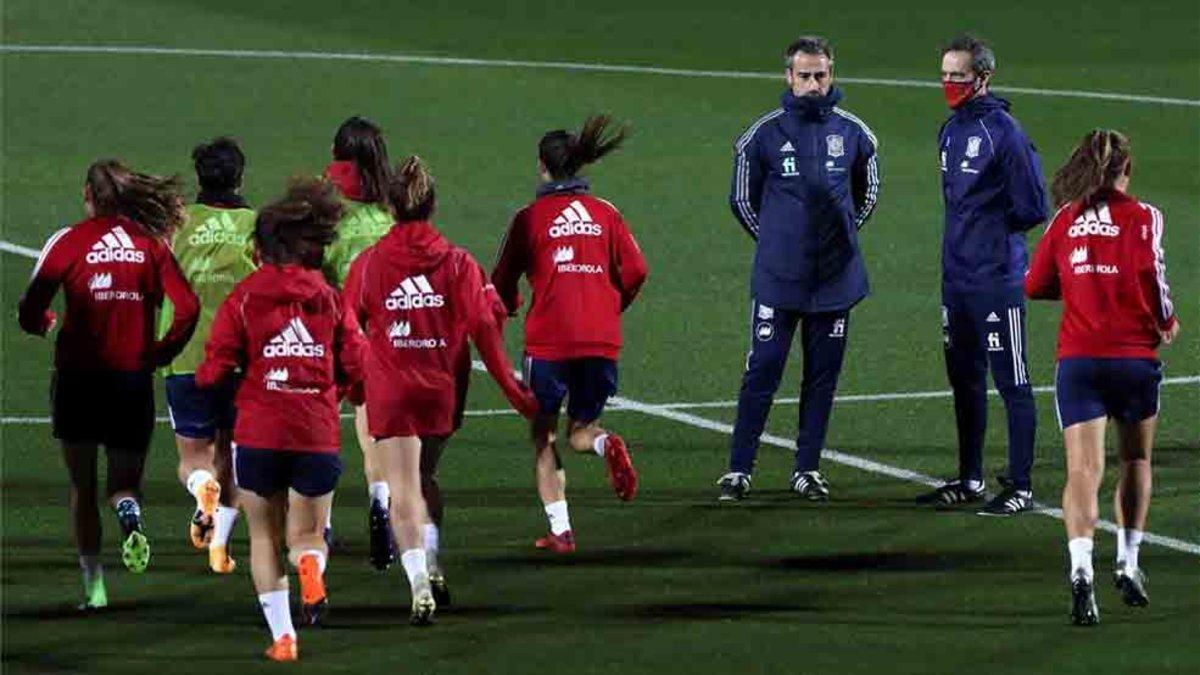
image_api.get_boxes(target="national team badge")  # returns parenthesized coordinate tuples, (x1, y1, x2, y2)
(826, 134, 845, 158)
(966, 136, 982, 159)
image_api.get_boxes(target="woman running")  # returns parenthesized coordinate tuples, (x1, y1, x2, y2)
(343, 156, 538, 625)
(322, 115, 398, 569)
(197, 177, 367, 661)
(18, 160, 200, 609)
(491, 115, 649, 553)
(1026, 129, 1179, 626)
(161, 137, 256, 574)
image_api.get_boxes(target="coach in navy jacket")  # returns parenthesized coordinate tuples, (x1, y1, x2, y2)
(917, 34, 1049, 515)
(718, 35, 880, 502)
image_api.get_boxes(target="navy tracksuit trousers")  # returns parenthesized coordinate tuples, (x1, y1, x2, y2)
(942, 286, 1036, 490)
(728, 299, 849, 475)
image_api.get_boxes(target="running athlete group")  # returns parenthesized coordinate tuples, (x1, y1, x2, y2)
(15, 31, 1180, 660)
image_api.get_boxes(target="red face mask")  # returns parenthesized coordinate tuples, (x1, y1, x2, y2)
(943, 79, 978, 109)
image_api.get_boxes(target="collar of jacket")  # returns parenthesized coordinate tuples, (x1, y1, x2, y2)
(781, 86, 844, 121)
(197, 190, 249, 209)
(536, 176, 590, 197)
(954, 93, 1011, 119)
(324, 160, 365, 201)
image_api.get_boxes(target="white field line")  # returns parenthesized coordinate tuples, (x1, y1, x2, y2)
(471, 361, 1200, 556)
(1, 44, 1197, 108)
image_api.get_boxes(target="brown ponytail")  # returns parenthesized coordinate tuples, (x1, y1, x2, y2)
(85, 159, 185, 236)
(386, 155, 436, 222)
(1050, 129, 1132, 207)
(255, 176, 344, 268)
(538, 114, 629, 181)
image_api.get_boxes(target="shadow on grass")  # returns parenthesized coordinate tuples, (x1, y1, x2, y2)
(320, 602, 533, 628)
(769, 550, 1000, 573)
(609, 600, 818, 621)
(470, 547, 692, 569)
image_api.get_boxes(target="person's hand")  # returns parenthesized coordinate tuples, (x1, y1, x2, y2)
(513, 383, 540, 420)
(1161, 320, 1181, 345)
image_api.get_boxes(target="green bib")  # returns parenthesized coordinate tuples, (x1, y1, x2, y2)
(160, 203, 257, 375)
(323, 200, 393, 288)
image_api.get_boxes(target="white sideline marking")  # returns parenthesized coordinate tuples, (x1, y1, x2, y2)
(472, 361, 1200, 556)
(0, 240, 41, 258)
(1, 44, 1197, 107)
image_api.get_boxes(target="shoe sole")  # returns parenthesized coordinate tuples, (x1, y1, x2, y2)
(190, 512, 213, 550)
(410, 593, 436, 626)
(298, 555, 327, 608)
(121, 531, 150, 573)
(301, 599, 329, 627)
(1115, 577, 1150, 607)
(209, 547, 237, 574)
(604, 436, 637, 502)
(198, 479, 220, 518)
(368, 511, 394, 571)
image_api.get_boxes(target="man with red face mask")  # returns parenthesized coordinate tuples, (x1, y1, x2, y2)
(916, 34, 1049, 515)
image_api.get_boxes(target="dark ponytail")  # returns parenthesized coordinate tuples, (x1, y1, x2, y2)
(386, 156, 436, 222)
(86, 159, 185, 236)
(1051, 129, 1132, 207)
(255, 177, 344, 268)
(332, 116, 391, 204)
(538, 114, 629, 180)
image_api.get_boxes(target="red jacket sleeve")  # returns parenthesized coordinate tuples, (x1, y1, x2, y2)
(152, 242, 200, 366)
(334, 290, 369, 387)
(1025, 216, 1061, 300)
(341, 251, 369, 332)
(490, 211, 528, 316)
(611, 216, 649, 310)
(17, 228, 72, 336)
(462, 252, 537, 417)
(1142, 204, 1176, 331)
(196, 291, 246, 388)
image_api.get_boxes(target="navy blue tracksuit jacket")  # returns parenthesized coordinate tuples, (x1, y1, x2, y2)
(726, 87, 880, 476)
(938, 94, 1048, 491)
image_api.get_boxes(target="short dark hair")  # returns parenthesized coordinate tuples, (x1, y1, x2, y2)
(785, 36, 833, 65)
(942, 33, 996, 75)
(192, 137, 245, 193)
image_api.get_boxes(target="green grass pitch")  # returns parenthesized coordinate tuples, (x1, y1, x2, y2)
(1, 1, 1197, 673)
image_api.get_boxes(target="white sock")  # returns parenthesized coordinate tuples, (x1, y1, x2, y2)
(423, 524, 440, 573)
(258, 589, 296, 640)
(1068, 537, 1094, 581)
(79, 554, 103, 589)
(545, 500, 571, 536)
(212, 506, 238, 547)
(1115, 527, 1128, 564)
(298, 548, 327, 574)
(369, 481, 390, 508)
(325, 505, 333, 531)
(592, 433, 608, 457)
(1124, 528, 1143, 572)
(185, 469, 215, 500)
(964, 479, 984, 492)
(400, 548, 428, 589)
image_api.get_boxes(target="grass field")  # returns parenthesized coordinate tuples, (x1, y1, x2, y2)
(2, 1, 1198, 673)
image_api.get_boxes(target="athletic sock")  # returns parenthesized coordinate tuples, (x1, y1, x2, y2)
(964, 479, 984, 492)
(79, 554, 105, 602)
(423, 524, 440, 573)
(258, 589, 296, 640)
(185, 469, 215, 501)
(1115, 527, 1128, 565)
(400, 548, 428, 590)
(1124, 528, 1143, 572)
(1068, 537, 1094, 582)
(298, 548, 327, 574)
(369, 481, 390, 509)
(592, 434, 608, 457)
(114, 497, 142, 535)
(544, 500, 571, 536)
(212, 506, 238, 547)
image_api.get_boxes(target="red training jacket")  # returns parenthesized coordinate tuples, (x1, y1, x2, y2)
(18, 215, 199, 372)
(491, 185, 648, 360)
(196, 264, 366, 452)
(342, 220, 536, 435)
(1026, 190, 1176, 360)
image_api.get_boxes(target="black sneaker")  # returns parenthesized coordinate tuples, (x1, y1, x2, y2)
(977, 487, 1033, 516)
(789, 471, 830, 501)
(1114, 567, 1150, 607)
(716, 472, 751, 502)
(915, 479, 986, 506)
(1070, 574, 1100, 626)
(429, 572, 451, 607)
(368, 501, 395, 571)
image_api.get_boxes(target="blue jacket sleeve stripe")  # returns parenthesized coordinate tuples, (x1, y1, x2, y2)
(730, 109, 781, 239)
(833, 107, 878, 149)
(835, 108, 881, 230)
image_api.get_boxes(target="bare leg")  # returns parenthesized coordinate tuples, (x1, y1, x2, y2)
(1062, 418, 1107, 540)
(241, 490, 288, 594)
(377, 436, 428, 554)
(533, 414, 566, 506)
(61, 443, 101, 556)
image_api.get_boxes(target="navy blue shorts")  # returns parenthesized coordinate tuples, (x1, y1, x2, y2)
(523, 357, 618, 423)
(234, 446, 342, 498)
(165, 374, 238, 440)
(1055, 358, 1162, 429)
